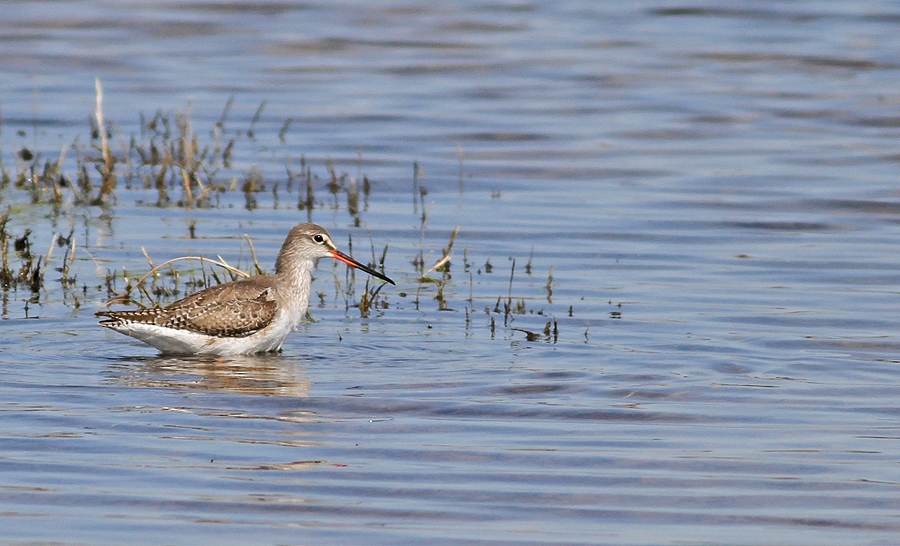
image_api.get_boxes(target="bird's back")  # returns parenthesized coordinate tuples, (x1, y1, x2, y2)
(98, 276, 279, 337)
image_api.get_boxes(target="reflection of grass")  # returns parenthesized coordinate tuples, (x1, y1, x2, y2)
(0, 211, 64, 294)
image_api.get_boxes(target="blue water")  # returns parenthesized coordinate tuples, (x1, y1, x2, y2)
(3, 1, 900, 544)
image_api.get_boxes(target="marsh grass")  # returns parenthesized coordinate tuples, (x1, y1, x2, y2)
(1, 90, 569, 343)
(1, 85, 373, 220)
(6, 82, 292, 210)
(98, 254, 251, 312)
(357, 231, 391, 318)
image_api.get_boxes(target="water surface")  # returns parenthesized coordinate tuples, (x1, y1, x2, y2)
(2, 1, 900, 544)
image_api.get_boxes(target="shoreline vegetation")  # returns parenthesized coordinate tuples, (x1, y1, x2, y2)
(1, 82, 564, 342)
(4, 79, 349, 213)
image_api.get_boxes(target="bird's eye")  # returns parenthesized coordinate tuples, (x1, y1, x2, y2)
(312, 234, 325, 244)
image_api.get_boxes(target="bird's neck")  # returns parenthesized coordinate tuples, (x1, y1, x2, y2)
(273, 257, 315, 322)
(275, 256, 315, 287)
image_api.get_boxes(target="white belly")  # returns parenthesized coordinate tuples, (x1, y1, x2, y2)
(108, 320, 295, 356)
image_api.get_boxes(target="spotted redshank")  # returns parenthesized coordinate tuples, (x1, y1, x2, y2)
(97, 223, 394, 355)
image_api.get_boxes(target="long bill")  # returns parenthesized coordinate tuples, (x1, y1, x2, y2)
(330, 249, 395, 285)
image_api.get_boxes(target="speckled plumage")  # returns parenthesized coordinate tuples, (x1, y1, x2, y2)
(97, 223, 394, 355)
(100, 282, 277, 337)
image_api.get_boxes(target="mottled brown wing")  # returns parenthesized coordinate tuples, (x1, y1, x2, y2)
(99, 277, 278, 337)
(168, 295, 277, 337)
(166, 277, 272, 309)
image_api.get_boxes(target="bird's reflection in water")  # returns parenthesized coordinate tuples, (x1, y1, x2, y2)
(108, 353, 312, 398)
